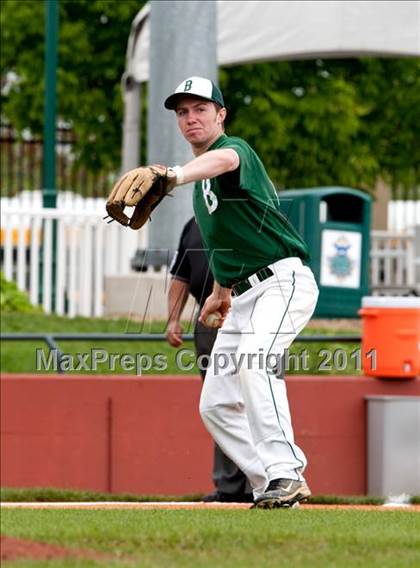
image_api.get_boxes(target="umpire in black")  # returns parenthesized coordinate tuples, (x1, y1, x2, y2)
(167, 217, 252, 503)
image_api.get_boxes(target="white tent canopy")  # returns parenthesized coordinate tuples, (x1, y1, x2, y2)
(126, 0, 420, 83)
(121, 0, 420, 245)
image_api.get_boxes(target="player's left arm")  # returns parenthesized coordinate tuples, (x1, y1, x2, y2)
(173, 149, 240, 185)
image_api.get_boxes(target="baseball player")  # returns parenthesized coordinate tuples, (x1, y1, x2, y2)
(106, 76, 319, 508)
(167, 217, 253, 503)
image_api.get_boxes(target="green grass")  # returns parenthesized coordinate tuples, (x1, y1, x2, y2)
(1, 312, 196, 375)
(0, 487, 203, 503)
(2, 508, 420, 567)
(1, 312, 361, 375)
(1, 487, 395, 505)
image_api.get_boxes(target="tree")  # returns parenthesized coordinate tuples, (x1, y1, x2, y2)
(220, 58, 420, 196)
(2, 2, 419, 196)
(1, 0, 144, 173)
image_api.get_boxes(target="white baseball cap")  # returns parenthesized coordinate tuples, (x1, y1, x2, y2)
(164, 76, 225, 110)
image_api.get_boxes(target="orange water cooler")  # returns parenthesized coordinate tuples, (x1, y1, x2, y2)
(359, 297, 420, 379)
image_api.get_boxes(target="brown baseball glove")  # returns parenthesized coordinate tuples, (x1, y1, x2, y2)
(105, 165, 177, 230)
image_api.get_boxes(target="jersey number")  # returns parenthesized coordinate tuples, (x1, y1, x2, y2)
(202, 179, 218, 214)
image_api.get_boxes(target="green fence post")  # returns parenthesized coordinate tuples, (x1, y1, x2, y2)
(40, 0, 59, 309)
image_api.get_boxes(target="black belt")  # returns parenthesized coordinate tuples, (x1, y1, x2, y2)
(231, 267, 274, 297)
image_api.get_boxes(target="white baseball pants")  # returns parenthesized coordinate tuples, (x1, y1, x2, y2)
(199, 257, 319, 497)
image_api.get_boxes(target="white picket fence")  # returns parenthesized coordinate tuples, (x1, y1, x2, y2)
(1, 192, 418, 317)
(1, 190, 107, 215)
(370, 229, 418, 292)
(388, 200, 420, 232)
(1, 192, 143, 317)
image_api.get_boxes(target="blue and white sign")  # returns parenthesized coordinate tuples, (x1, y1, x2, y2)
(320, 229, 361, 288)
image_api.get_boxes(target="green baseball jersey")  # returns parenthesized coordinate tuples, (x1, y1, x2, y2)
(193, 134, 309, 287)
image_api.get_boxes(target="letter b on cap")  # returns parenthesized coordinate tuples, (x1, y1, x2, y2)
(184, 80, 193, 92)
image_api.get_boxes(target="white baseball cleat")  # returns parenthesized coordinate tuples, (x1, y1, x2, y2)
(252, 478, 311, 509)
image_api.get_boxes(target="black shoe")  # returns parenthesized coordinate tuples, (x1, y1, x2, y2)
(253, 478, 311, 509)
(202, 490, 254, 503)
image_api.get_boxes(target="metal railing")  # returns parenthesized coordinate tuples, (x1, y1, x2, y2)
(1, 332, 361, 374)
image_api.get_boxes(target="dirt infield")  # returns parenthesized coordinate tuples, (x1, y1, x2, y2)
(1, 501, 419, 511)
(1, 535, 117, 563)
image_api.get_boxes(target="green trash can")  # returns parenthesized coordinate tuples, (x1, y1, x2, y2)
(279, 187, 372, 318)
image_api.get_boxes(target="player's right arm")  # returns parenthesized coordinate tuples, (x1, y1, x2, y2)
(171, 149, 239, 186)
(199, 281, 231, 328)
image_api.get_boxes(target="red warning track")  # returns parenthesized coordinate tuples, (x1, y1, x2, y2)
(1, 502, 419, 511)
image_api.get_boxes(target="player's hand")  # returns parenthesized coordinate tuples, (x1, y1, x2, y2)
(199, 292, 231, 328)
(166, 321, 183, 347)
